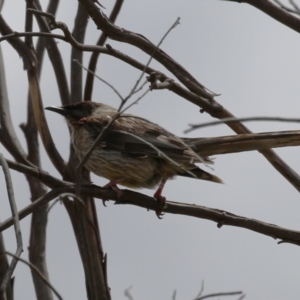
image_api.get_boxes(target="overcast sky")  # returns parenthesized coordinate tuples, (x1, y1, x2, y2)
(1, 0, 300, 299)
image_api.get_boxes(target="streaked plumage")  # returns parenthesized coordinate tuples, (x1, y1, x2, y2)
(45, 101, 222, 214)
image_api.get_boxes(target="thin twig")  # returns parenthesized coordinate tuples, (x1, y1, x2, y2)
(0, 154, 23, 295)
(290, 0, 300, 12)
(172, 290, 176, 300)
(196, 291, 243, 300)
(0, 31, 67, 43)
(193, 280, 205, 299)
(120, 17, 180, 111)
(0, 188, 67, 233)
(237, 294, 246, 300)
(74, 59, 124, 102)
(124, 286, 134, 300)
(46, 198, 61, 213)
(84, 0, 124, 100)
(0, 31, 164, 94)
(0, 44, 27, 160)
(273, 0, 300, 15)
(185, 116, 300, 133)
(119, 88, 150, 113)
(5, 252, 63, 300)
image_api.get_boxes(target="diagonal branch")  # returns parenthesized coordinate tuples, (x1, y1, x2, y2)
(2, 152, 300, 246)
(230, 0, 300, 34)
(30, 3, 70, 106)
(2, 183, 300, 247)
(0, 46, 27, 160)
(27, 69, 68, 177)
(0, 231, 13, 300)
(24, 2, 55, 298)
(0, 188, 68, 233)
(0, 154, 23, 297)
(0, 13, 68, 177)
(84, 0, 124, 100)
(0, 15, 36, 70)
(5, 252, 63, 300)
(78, 0, 219, 104)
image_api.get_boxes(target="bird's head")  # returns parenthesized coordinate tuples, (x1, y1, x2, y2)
(45, 101, 116, 127)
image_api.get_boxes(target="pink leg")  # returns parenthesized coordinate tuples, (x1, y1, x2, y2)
(102, 179, 123, 205)
(153, 178, 167, 219)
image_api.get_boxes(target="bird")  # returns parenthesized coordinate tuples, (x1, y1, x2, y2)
(45, 101, 223, 216)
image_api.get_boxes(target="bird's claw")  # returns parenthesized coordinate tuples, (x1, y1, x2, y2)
(154, 194, 166, 219)
(156, 210, 165, 219)
(102, 198, 109, 207)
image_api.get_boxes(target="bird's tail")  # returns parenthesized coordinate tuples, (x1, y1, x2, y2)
(178, 167, 223, 184)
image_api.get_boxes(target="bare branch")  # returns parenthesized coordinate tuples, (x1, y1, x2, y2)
(27, 69, 68, 176)
(290, 0, 300, 12)
(6, 159, 70, 188)
(186, 130, 300, 157)
(0, 31, 67, 43)
(29, 4, 70, 106)
(0, 15, 36, 70)
(84, 0, 124, 100)
(0, 129, 33, 167)
(172, 290, 176, 300)
(78, 0, 218, 103)
(0, 231, 13, 300)
(196, 291, 243, 300)
(70, 2, 89, 103)
(193, 281, 204, 299)
(1, 181, 300, 247)
(227, 0, 300, 34)
(273, 0, 300, 15)
(0, 154, 23, 296)
(119, 17, 180, 111)
(0, 30, 166, 96)
(185, 116, 300, 133)
(0, 188, 69, 233)
(124, 286, 134, 300)
(0, 46, 27, 160)
(5, 252, 63, 300)
(75, 59, 125, 102)
(0, 10, 68, 177)
(21, 28, 55, 297)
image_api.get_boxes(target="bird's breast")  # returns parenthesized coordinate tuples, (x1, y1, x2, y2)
(70, 126, 165, 189)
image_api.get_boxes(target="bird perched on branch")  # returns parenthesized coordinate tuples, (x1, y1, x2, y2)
(46, 101, 222, 216)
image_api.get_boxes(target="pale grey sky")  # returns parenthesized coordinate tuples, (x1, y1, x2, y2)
(1, 0, 300, 299)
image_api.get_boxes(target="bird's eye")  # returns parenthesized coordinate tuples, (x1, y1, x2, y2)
(78, 117, 86, 124)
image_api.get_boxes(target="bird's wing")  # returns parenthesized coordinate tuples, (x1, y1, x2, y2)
(83, 115, 205, 163)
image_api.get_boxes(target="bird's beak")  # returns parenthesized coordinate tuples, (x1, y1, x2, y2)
(45, 106, 69, 116)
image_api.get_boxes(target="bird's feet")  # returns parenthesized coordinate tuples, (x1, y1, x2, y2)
(102, 179, 123, 206)
(154, 190, 166, 219)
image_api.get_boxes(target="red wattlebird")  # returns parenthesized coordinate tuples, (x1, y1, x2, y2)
(46, 101, 222, 216)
